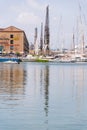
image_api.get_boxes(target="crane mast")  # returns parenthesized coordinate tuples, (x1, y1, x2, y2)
(44, 5, 50, 55)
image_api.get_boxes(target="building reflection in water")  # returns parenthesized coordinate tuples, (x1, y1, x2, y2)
(0, 64, 27, 100)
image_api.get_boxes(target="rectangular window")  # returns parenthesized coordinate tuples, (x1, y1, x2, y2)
(10, 45, 14, 50)
(10, 34, 14, 38)
(0, 46, 3, 52)
(10, 40, 14, 44)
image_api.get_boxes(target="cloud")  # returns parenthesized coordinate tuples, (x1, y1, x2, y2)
(11, 0, 45, 26)
(26, 0, 44, 10)
(27, 0, 39, 8)
(17, 12, 40, 25)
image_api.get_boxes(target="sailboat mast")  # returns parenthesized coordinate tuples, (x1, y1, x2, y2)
(78, 1, 85, 54)
(82, 33, 84, 54)
(72, 26, 76, 54)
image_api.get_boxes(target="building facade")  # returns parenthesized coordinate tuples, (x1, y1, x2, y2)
(0, 26, 29, 54)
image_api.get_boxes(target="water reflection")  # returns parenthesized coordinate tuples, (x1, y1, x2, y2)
(43, 65, 49, 130)
(43, 65, 49, 117)
(52, 64, 86, 113)
(0, 62, 87, 130)
(32, 64, 49, 118)
(39, 65, 49, 129)
(0, 63, 27, 99)
(70, 65, 85, 113)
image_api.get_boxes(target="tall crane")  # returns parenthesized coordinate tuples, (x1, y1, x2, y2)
(34, 27, 38, 55)
(44, 5, 50, 55)
(40, 23, 43, 52)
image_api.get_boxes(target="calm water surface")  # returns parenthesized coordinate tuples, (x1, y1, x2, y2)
(0, 62, 87, 130)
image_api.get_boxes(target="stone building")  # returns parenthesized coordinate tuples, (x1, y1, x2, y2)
(0, 26, 29, 54)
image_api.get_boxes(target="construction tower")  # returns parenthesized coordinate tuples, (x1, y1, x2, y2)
(40, 23, 43, 54)
(44, 5, 50, 55)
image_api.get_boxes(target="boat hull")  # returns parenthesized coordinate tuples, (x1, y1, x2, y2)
(0, 57, 21, 63)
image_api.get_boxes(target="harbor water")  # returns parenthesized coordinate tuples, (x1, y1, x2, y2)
(0, 62, 87, 130)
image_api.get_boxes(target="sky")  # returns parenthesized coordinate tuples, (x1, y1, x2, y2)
(0, 0, 87, 49)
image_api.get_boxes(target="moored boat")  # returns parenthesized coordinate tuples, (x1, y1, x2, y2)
(3, 60, 18, 64)
(0, 57, 21, 63)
